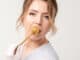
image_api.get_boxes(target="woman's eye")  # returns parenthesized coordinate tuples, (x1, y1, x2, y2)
(29, 12, 36, 16)
(44, 16, 49, 20)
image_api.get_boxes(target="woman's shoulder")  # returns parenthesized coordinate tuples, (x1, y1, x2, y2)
(27, 43, 59, 60)
(5, 43, 18, 56)
(26, 43, 59, 60)
(39, 42, 59, 60)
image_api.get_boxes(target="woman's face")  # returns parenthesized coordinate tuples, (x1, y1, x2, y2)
(23, 0, 51, 40)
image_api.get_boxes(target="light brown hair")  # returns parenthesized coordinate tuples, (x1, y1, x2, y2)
(14, 0, 58, 55)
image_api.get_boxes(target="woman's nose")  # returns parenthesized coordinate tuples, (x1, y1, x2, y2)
(35, 16, 42, 25)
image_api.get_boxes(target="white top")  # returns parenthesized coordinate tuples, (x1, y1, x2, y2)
(6, 42, 59, 60)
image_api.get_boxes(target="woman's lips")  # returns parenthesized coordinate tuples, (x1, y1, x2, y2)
(38, 28, 41, 33)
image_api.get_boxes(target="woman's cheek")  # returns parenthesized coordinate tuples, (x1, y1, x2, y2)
(23, 19, 30, 32)
(43, 25, 50, 34)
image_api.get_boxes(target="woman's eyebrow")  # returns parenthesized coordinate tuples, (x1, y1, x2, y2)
(30, 9, 39, 13)
(30, 9, 48, 14)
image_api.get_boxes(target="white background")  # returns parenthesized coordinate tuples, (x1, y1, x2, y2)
(0, 0, 80, 60)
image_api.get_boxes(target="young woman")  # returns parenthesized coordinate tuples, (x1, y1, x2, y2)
(6, 0, 59, 60)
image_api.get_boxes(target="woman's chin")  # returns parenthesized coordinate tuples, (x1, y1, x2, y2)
(30, 34, 44, 41)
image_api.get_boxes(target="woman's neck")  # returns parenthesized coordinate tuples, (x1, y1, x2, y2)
(23, 37, 49, 48)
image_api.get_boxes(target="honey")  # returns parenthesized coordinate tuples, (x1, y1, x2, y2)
(32, 26, 40, 35)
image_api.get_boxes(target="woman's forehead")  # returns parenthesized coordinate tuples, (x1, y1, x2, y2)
(28, 0, 48, 14)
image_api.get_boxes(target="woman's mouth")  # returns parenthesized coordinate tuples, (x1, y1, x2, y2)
(31, 26, 41, 35)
